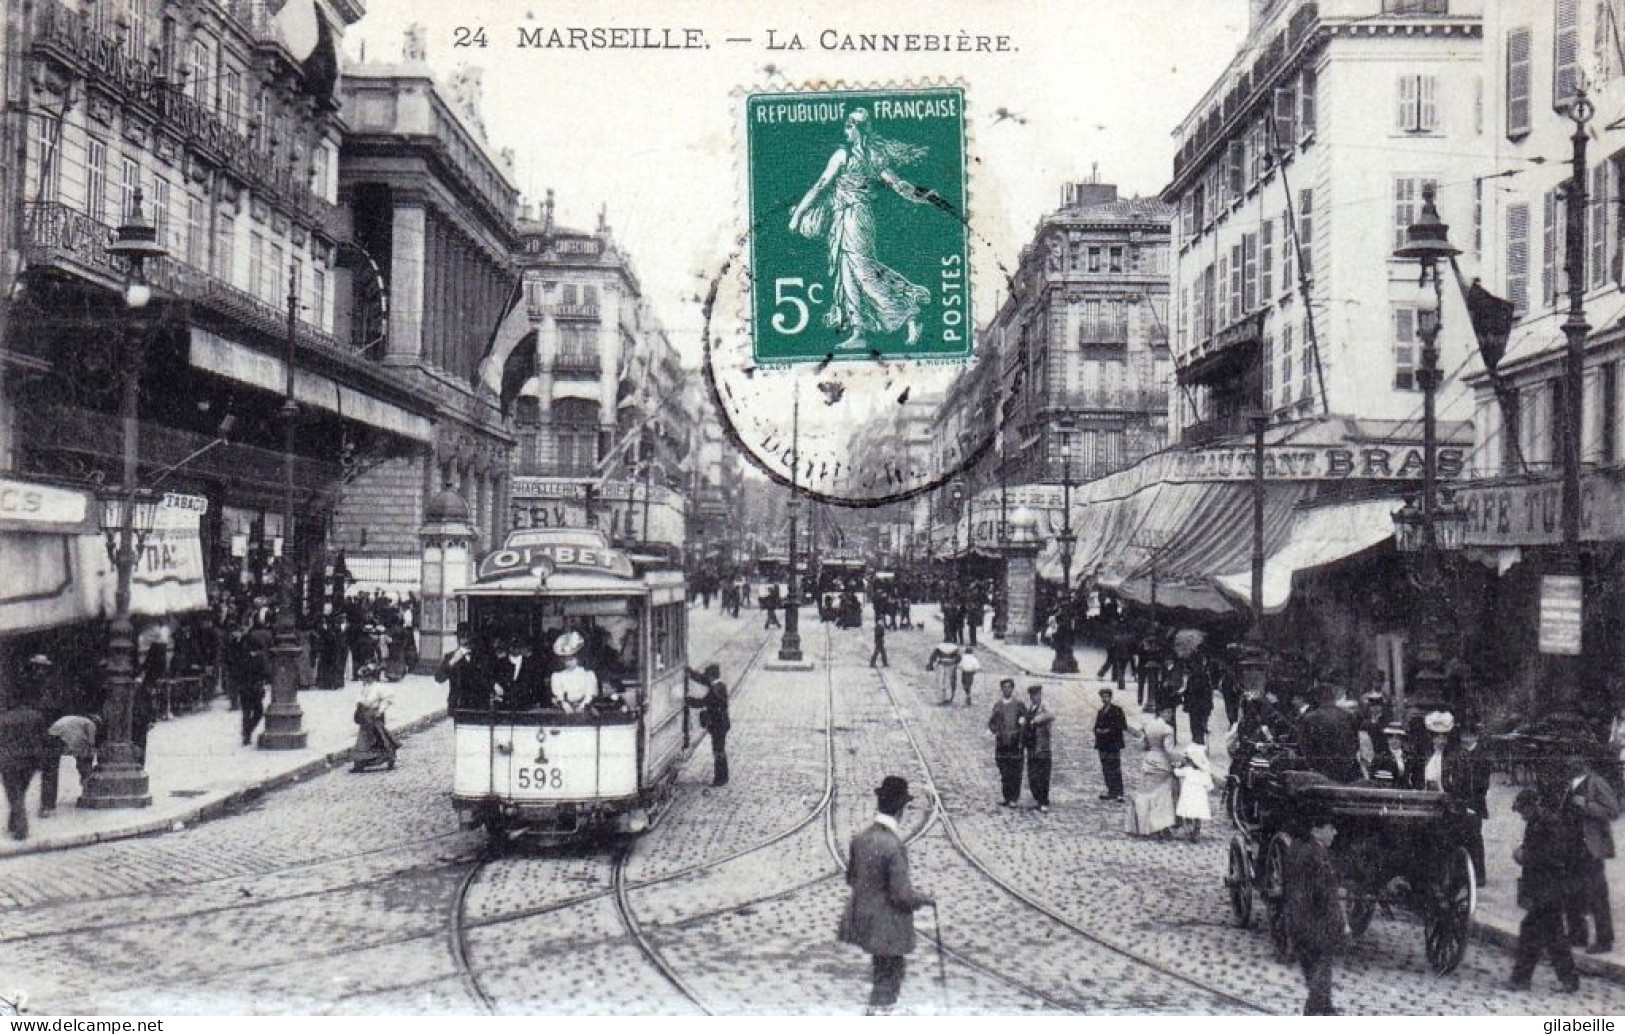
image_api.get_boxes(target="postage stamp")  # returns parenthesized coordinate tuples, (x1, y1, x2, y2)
(745, 86, 971, 365)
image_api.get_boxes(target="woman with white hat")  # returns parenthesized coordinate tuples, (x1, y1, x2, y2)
(550, 631, 599, 713)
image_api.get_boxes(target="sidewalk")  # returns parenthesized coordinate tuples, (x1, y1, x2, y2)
(969, 620, 1625, 983)
(0, 676, 448, 858)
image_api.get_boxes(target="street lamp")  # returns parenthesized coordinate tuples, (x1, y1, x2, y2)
(1051, 435, 1078, 674)
(1392, 182, 1462, 716)
(81, 189, 168, 809)
(260, 264, 307, 749)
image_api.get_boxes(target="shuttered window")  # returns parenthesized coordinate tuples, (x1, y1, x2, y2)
(1396, 75, 1438, 132)
(1507, 27, 1532, 137)
(1507, 201, 1531, 314)
(1260, 220, 1274, 301)
(1555, 0, 1580, 110)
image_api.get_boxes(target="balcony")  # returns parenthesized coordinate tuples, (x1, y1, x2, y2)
(30, 0, 342, 240)
(553, 303, 600, 321)
(1045, 387, 1170, 413)
(24, 200, 344, 355)
(552, 352, 603, 378)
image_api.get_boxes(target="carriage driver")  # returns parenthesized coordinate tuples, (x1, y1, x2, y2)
(550, 631, 599, 712)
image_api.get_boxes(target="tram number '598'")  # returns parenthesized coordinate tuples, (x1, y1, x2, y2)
(515, 766, 564, 791)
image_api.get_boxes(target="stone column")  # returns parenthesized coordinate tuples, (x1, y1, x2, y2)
(387, 204, 426, 366)
(418, 486, 475, 675)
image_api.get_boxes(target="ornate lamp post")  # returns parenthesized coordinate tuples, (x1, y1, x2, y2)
(81, 190, 166, 809)
(260, 265, 308, 748)
(1051, 436, 1078, 674)
(1392, 183, 1470, 717)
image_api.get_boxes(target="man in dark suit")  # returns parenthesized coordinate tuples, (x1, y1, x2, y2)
(1282, 810, 1348, 1015)
(495, 639, 550, 710)
(1293, 684, 1362, 782)
(1509, 788, 1581, 991)
(837, 776, 934, 1015)
(988, 678, 1027, 807)
(1094, 687, 1127, 801)
(436, 623, 490, 711)
(685, 663, 731, 786)
(1561, 751, 1620, 954)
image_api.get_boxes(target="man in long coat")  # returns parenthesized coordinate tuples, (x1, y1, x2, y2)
(1282, 810, 1348, 1014)
(838, 775, 934, 1014)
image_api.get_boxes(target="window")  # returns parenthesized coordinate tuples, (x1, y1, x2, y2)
(31, 115, 60, 203)
(268, 243, 284, 303)
(1299, 68, 1317, 139)
(186, 195, 204, 265)
(1260, 220, 1274, 300)
(1507, 27, 1533, 137)
(119, 156, 140, 224)
(1274, 82, 1297, 150)
(1396, 74, 1439, 132)
(1282, 206, 1296, 294)
(214, 212, 235, 282)
(222, 68, 242, 132)
(1298, 189, 1314, 280)
(150, 176, 171, 255)
(1502, 386, 1523, 474)
(1507, 201, 1531, 313)
(1555, 0, 1580, 110)
(249, 232, 264, 300)
(1394, 177, 1440, 251)
(1592, 164, 1611, 288)
(1393, 306, 1420, 390)
(86, 138, 108, 222)
(1544, 188, 1567, 305)
(1280, 324, 1295, 408)
(1242, 232, 1258, 313)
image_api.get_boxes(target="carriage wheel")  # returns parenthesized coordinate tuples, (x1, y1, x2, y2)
(1226, 837, 1255, 928)
(1264, 833, 1293, 963)
(1424, 847, 1476, 976)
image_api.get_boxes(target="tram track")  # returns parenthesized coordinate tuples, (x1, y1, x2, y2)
(871, 661, 1277, 1016)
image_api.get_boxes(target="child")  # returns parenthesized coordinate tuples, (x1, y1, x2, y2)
(1174, 742, 1214, 840)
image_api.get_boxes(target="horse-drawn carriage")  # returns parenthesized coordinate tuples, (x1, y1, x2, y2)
(1225, 741, 1478, 975)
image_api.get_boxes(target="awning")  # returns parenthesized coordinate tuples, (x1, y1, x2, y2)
(189, 329, 432, 442)
(1214, 498, 1399, 612)
(0, 494, 209, 635)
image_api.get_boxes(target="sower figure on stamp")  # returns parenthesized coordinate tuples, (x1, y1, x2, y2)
(837, 776, 934, 1015)
(988, 678, 1028, 807)
(685, 662, 731, 787)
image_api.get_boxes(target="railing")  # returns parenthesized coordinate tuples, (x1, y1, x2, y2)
(24, 200, 343, 354)
(553, 303, 600, 320)
(552, 353, 603, 376)
(1046, 387, 1170, 412)
(30, 0, 342, 238)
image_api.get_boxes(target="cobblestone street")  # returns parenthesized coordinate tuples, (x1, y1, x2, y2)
(0, 610, 1619, 1015)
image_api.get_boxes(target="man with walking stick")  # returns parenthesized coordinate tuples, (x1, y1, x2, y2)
(837, 776, 935, 1015)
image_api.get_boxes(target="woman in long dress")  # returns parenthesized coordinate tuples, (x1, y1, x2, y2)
(351, 683, 399, 772)
(788, 108, 937, 350)
(1126, 712, 1179, 838)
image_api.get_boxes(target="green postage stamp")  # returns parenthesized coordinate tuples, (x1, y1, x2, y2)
(745, 86, 971, 365)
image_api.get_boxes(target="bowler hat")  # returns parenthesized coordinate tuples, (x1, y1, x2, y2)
(874, 775, 913, 810)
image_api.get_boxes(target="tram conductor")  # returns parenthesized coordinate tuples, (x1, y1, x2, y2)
(685, 662, 731, 786)
(436, 623, 492, 710)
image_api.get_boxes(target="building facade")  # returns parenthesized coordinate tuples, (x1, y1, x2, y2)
(336, 50, 520, 587)
(1166, 0, 1490, 440)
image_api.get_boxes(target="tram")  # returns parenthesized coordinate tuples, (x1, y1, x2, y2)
(450, 527, 688, 843)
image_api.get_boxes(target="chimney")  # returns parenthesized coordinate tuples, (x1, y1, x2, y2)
(1062, 182, 1118, 209)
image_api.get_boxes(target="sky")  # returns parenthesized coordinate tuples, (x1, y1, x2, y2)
(343, 0, 1252, 366)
